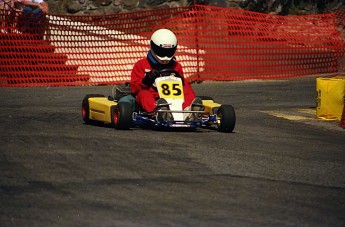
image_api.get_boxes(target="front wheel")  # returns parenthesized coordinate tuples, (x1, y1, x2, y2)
(111, 102, 132, 130)
(217, 105, 236, 133)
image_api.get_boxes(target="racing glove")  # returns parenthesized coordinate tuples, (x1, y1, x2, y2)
(142, 70, 159, 87)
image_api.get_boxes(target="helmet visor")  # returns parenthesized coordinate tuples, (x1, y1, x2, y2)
(150, 41, 177, 58)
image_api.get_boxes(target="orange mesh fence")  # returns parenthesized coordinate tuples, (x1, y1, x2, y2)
(0, 4, 344, 87)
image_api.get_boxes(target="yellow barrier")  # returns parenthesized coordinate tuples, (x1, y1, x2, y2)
(316, 76, 345, 120)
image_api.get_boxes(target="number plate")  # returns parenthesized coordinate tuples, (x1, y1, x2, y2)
(156, 76, 184, 99)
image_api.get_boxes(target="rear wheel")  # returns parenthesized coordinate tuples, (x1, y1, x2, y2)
(111, 102, 132, 130)
(217, 105, 236, 133)
(82, 94, 105, 124)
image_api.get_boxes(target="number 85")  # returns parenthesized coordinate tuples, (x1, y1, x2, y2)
(161, 83, 182, 96)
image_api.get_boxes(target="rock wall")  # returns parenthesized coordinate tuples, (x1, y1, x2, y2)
(47, 0, 344, 16)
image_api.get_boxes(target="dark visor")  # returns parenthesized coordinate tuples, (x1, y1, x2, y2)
(150, 41, 177, 58)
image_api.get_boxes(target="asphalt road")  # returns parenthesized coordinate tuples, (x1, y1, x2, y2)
(1, 76, 344, 226)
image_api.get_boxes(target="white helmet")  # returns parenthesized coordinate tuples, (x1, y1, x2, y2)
(150, 28, 178, 63)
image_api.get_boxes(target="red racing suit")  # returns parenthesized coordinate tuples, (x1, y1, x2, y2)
(130, 56, 196, 112)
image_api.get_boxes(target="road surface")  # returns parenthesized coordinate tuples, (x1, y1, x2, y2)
(1, 76, 344, 226)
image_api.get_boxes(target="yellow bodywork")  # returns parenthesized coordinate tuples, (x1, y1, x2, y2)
(202, 100, 221, 114)
(88, 97, 118, 123)
(86, 97, 220, 124)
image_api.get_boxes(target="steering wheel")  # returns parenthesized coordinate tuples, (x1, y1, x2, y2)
(157, 69, 182, 79)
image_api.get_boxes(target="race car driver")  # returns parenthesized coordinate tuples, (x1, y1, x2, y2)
(129, 28, 202, 120)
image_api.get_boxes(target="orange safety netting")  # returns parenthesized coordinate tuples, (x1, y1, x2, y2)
(0, 4, 345, 87)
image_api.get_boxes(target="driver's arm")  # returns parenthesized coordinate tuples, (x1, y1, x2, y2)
(130, 61, 150, 96)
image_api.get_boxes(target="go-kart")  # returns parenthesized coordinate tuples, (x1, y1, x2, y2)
(81, 69, 236, 132)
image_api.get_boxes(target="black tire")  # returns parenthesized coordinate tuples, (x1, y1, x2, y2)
(217, 105, 236, 133)
(82, 94, 105, 124)
(197, 96, 214, 101)
(111, 102, 132, 130)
